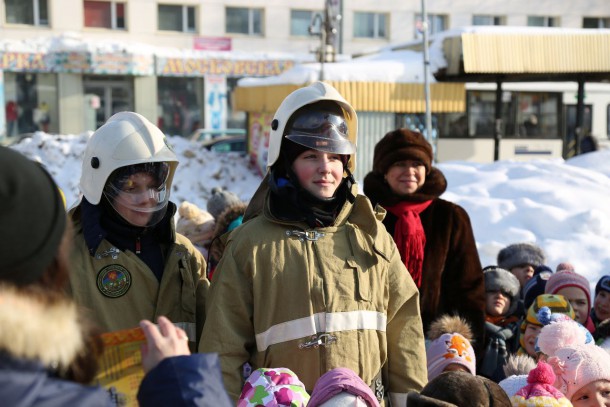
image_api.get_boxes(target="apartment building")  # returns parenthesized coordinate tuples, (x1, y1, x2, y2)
(1, 0, 609, 137)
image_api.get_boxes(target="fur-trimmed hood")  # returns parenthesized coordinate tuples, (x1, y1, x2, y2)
(0, 285, 84, 371)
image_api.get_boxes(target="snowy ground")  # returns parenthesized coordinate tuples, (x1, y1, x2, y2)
(8, 131, 610, 291)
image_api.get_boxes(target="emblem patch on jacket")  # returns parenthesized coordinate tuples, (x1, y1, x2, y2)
(97, 265, 132, 298)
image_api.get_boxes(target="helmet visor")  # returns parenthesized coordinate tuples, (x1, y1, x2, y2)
(103, 163, 170, 227)
(285, 111, 355, 155)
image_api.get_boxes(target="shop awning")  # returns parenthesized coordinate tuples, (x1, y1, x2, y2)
(437, 28, 610, 82)
(234, 81, 465, 113)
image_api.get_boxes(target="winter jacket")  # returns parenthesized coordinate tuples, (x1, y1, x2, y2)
(0, 286, 228, 407)
(364, 167, 486, 362)
(137, 354, 232, 407)
(68, 202, 209, 346)
(200, 182, 427, 405)
(0, 286, 114, 407)
(479, 319, 520, 382)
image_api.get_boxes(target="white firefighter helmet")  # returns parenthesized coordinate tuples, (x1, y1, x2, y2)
(80, 111, 179, 205)
(267, 81, 358, 172)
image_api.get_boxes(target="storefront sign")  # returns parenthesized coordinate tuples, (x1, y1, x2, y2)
(193, 37, 232, 51)
(248, 112, 273, 176)
(156, 58, 295, 77)
(0, 51, 153, 75)
(204, 75, 227, 131)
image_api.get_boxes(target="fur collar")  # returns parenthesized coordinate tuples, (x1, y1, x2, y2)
(0, 286, 84, 370)
(363, 166, 448, 207)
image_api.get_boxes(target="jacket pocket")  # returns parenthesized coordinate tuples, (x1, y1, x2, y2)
(346, 256, 371, 302)
(179, 259, 196, 316)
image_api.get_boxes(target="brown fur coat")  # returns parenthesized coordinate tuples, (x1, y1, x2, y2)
(364, 167, 486, 360)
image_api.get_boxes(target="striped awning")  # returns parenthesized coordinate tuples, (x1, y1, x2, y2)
(234, 81, 465, 113)
(438, 29, 610, 82)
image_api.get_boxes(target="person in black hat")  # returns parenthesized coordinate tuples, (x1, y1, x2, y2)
(363, 128, 486, 364)
(0, 146, 231, 406)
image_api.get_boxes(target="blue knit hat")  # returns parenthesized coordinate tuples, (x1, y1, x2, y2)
(595, 275, 610, 297)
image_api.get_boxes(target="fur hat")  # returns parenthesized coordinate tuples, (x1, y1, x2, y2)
(545, 270, 592, 311)
(307, 367, 380, 407)
(510, 361, 571, 406)
(207, 187, 243, 219)
(595, 275, 610, 297)
(371, 128, 433, 175)
(483, 266, 521, 316)
(523, 270, 553, 311)
(175, 201, 215, 246)
(0, 147, 66, 286)
(499, 354, 538, 397)
(547, 344, 610, 400)
(497, 243, 546, 271)
(407, 371, 511, 407)
(238, 367, 310, 406)
(426, 315, 476, 381)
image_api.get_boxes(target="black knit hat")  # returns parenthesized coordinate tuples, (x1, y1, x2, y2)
(0, 147, 66, 286)
(596, 275, 610, 297)
(372, 128, 433, 175)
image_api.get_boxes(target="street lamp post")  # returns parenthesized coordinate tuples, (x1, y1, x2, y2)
(421, 0, 435, 160)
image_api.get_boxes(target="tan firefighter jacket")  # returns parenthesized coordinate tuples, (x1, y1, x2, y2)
(200, 184, 427, 404)
(68, 207, 209, 347)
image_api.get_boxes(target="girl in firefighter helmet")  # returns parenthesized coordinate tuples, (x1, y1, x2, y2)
(69, 112, 208, 346)
(201, 82, 427, 405)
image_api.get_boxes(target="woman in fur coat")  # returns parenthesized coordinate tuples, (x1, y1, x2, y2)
(363, 128, 486, 361)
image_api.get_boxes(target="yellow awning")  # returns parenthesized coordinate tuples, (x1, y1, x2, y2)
(234, 81, 465, 113)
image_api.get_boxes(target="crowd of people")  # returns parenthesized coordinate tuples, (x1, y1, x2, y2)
(2, 82, 610, 406)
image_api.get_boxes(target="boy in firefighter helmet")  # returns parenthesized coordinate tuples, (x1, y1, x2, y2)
(201, 82, 427, 404)
(69, 112, 208, 347)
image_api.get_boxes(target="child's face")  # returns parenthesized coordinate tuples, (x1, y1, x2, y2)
(486, 290, 511, 317)
(571, 379, 610, 407)
(510, 264, 535, 288)
(595, 290, 610, 322)
(556, 286, 589, 325)
(523, 323, 542, 357)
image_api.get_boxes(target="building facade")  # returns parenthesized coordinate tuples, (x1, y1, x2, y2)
(1, 0, 609, 138)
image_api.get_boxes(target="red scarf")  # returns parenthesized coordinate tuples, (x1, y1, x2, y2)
(385, 200, 432, 288)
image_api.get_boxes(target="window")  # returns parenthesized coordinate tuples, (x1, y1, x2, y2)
(583, 17, 610, 28)
(472, 15, 504, 26)
(291, 9, 322, 37)
(84, 1, 125, 29)
(158, 5, 196, 33)
(353, 12, 387, 39)
(527, 16, 558, 27)
(226, 7, 263, 35)
(414, 13, 447, 38)
(5, 0, 48, 26)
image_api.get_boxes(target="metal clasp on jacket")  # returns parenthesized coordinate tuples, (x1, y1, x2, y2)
(95, 247, 120, 260)
(285, 230, 325, 242)
(299, 333, 337, 349)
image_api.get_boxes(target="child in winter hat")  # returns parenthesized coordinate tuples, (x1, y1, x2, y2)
(546, 344, 610, 404)
(518, 294, 575, 358)
(237, 367, 310, 406)
(535, 309, 594, 358)
(497, 243, 546, 290)
(307, 367, 380, 407)
(426, 315, 476, 381)
(207, 187, 243, 219)
(510, 360, 572, 407)
(544, 270, 595, 334)
(522, 268, 553, 312)
(480, 266, 522, 381)
(592, 275, 610, 327)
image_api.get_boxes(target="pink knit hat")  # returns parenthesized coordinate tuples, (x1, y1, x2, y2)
(545, 270, 592, 311)
(426, 332, 476, 381)
(510, 361, 571, 406)
(547, 344, 610, 400)
(307, 368, 380, 407)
